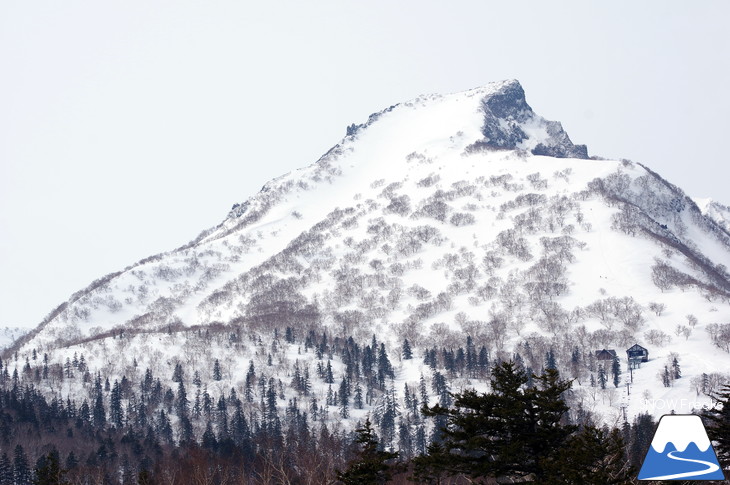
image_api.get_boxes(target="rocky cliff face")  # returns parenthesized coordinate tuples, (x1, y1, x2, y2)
(478, 79, 588, 159)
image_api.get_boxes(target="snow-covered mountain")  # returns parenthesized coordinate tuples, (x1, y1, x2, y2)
(0, 326, 24, 352)
(695, 198, 730, 234)
(6, 80, 730, 430)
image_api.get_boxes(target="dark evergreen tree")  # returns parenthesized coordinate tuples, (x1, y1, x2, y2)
(157, 410, 173, 445)
(704, 383, 730, 465)
(291, 361, 303, 392)
(379, 387, 400, 448)
(662, 366, 671, 387)
(612, 358, 621, 388)
(301, 366, 311, 396)
(628, 413, 655, 469)
(0, 453, 11, 485)
(398, 419, 413, 459)
(77, 400, 91, 427)
(202, 386, 213, 418)
(175, 380, 188, 417)
(354, 383, 364, 410)
(13, 445, 32, 485)
(92, 393, 106, 428)
(231, 400, 252, 456)
(431, 371, 451, 407)
(414, 362, 575, 483)
(545, 348, 557, 371)
(63, 358, 73, 379)
(598, 364, 607, 390)
(212, 359, 222, 381)
(137, 469, 153, 485)
(178, 415, 194, 444)
(244, 360, 255, 402)
(336, 418, 398, 484)
(202, 421, 218, 451)
(478, 346, 489, 376)
(419, 374, 429, 407)
(33, 450, 69, 485)
(339, 377, 350, 419)
(455, 347, 466, 373)
(542, 426, 635, 484)
(671, 356, 681, 379)
(415, 425, 427, 456)
(217, 394, 230, 439)
(171, 363, 184, 383)
(109, 380, 123, 428)
(423, 348, 438, 370)
(377, 344, 394, 382)
(402, 339, 412, 360)
(324, 360, 334, 384)
(465, 336, 477, 376)
(403, 384, 414, 417)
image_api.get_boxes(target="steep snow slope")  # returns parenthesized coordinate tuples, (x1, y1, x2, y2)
(696, 198, 730, 234)
(0, 327, 24, 351)
(7, 80, 730, 428)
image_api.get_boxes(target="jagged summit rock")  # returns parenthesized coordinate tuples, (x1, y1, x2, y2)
(476, 79, 589, 159)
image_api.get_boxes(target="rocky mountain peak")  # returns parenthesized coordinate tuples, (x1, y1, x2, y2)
(478, 79, 589, 159)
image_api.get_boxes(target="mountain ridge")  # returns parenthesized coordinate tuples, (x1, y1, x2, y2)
(5, 81, 730, 432)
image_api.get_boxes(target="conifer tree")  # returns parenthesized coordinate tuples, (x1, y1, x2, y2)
(402, 339, 412, 360)
(336, 418, 398, 484)
(0, 453, 12, 485)
(704, 383, 730, 464)
(612, 357, 621, 388)
(598, 364, 607, 390)
(339, 377, 350, 419)
(671, 356, 681, 379)
(414, 362, 575, 483)
(13, 445, 31, 485)
(109, 380, 123, 428)
(545, 348, 557, 370)
(542, 426, 635, 484)
(171, 363, 184, 382)
(92, 394, 106, 428)
(628, 413, 655, 469)
(33, 450, 70, 485)
(662, 366, 671, 387)
(325, 360, 335, 384)
(176, 380, 189, 417)
(354, 383, 364, 409)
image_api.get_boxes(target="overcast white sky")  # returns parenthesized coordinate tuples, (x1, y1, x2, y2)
(1, 1, 729, 330)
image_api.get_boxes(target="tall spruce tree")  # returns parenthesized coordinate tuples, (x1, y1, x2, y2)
(13, 445, 32, 485)
(542, 426, 635, 484)
(336, 417, 398, 484)
(402, 339, 412, 360)
(704, 383, 730, 465)
(612, 357, 621, 388)
(33, 450, 70, 485)
(0, 453, 12, 485)
(414, 361, 575, 483)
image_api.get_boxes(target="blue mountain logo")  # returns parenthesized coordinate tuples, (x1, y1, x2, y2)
(638, 414, 725, 481)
